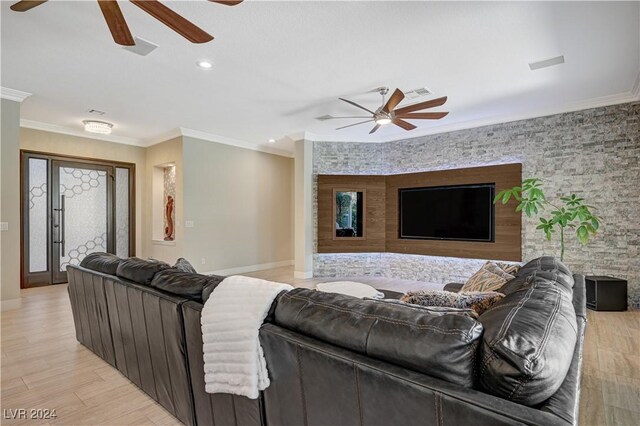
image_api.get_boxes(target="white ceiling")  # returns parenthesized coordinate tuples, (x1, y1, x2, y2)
(2, 1, 639, 154)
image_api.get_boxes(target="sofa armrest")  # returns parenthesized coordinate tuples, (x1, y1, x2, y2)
(443, 283, 464, 293)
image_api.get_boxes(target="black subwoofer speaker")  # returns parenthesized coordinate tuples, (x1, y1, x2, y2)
(585, 276, 627, 311)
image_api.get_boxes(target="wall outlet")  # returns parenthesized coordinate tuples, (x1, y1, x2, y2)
(0, 222, 8, 231)
(185, 221, 194, 228)
(201, 258, 206, 265)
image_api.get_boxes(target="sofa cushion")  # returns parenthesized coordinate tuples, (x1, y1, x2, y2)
(272, 288, 484, 388)
(477, 256, 578, 406)
(115, 257, 171, 285)
(79, 252, 121, 275)
(151, 270, 225, 302)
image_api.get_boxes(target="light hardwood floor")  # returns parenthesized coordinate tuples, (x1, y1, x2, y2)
(1, 267, 638, 425)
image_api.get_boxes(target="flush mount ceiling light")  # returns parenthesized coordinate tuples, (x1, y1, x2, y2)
(268, 139, 276, 143)
(83, 120, 113, 135)
(196, 60, 213, 69)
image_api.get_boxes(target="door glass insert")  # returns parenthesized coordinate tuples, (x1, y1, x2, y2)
(115, 167, 130, 258)
(28, 158, 48, 272)
(58, 166, 108, 271)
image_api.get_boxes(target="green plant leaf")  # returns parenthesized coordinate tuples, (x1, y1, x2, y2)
(493, 190, 506, 204)
(577, 226, 589, 244)
(502, 190, 512, 204)
(515, 203, 524, 212)
(591, 218, 600, 230)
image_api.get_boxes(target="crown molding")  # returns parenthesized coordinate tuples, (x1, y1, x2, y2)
(179, 127, 294, 158)
(306, 90, 640, 144)
(1, 87, 32, 102)
(144, 128, 183, 146)
(20, 119, 147, 147)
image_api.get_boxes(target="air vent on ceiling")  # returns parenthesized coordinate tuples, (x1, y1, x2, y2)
(88, 109, 106, 115)
(123, 37, 159, 56)
(404, 86, 433, 99)
(529, 55, 565, 71)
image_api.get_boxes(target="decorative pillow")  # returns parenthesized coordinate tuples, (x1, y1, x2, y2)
(400, 289, 505, 316)
(174, 257, 197, 274)
(461, 262, 515, 292)
(372, 298, 479, 318)
(494, 261, 521, 275)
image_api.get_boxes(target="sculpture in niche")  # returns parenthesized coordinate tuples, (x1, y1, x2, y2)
(164, 195, 175, 241)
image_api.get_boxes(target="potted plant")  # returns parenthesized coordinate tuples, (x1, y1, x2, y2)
(494, 178, 602, 261)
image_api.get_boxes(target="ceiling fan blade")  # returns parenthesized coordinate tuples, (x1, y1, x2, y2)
(336, 120, 374, 130)
(395, 112, 449, 120)
(209, 0, 243, 5)
(130, 0, 213, 43)
(392, 118, 417, 131)
(338, 98, 376, 115)
(382, 88, 405, 114)
(319, 115, 371, 121)
(10, 1, 47, 12)
(98, 1, 135, 46)
(393, 96, 448, 115)
(369, 124, 381, 134)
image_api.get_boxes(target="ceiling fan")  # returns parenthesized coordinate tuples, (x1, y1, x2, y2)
(323, 87, 449, 134)
(9, 0, 243, 46)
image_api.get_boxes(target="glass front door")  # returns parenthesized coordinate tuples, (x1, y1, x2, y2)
(51, 161, 112, 283)
(22, 153, 134, 287)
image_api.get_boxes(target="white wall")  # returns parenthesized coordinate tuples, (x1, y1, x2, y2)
(1, 99, 22, 310)
(182, 136, 294, 274)
(294, 139, 313, 278)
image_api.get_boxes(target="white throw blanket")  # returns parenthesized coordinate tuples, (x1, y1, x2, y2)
(201, 275, 293, 399)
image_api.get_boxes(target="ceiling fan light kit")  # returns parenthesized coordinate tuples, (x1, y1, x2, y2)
(9, 0, 243, 46)
(331, 87, 449, 134)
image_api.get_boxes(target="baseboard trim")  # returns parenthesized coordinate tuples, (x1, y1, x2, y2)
(203, 260, 294, 276)
(294, 271, 313, 279)
(1, 298, 22, 311)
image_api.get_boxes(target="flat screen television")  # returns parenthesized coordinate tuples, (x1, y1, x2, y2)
(399, 183, 495, 242)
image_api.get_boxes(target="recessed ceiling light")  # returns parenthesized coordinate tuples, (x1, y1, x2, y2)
(83, 120, 113, 135)
(528, 55, 565, 71)
(268, 138, 276, 143)
(196, 60, 213, 70)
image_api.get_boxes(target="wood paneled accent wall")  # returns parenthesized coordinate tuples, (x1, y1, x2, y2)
(317, 175, 386, 253)
(386, 163, 522, 261)
(317, 163, 522, 261)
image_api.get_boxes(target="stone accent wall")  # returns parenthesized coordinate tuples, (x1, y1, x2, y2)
(312, 101, 640, 308)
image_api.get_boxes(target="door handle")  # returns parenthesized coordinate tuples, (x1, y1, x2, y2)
(54, 195, 65, 257)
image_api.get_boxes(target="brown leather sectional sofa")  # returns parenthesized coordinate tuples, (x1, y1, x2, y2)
(67, 254, 585, 426)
